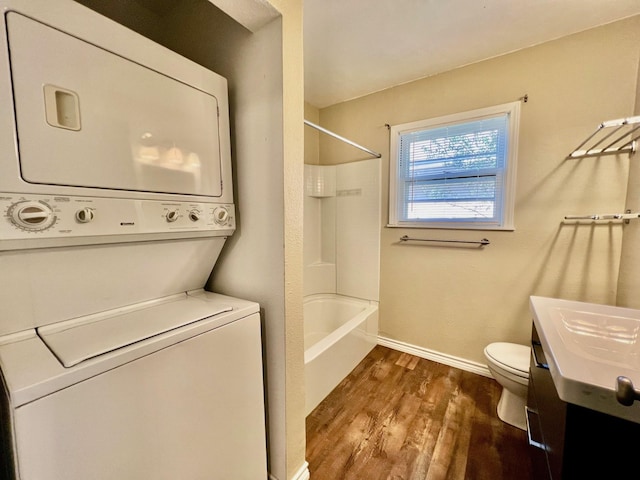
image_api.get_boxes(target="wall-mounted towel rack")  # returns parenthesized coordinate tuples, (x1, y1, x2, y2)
(567, 116, 640, 159)
(563, 212, 640, 222)
(399, 235, 490, 246)
(304, 119, 382, 159)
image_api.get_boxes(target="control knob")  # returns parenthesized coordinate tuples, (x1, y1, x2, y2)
(75, 207, 95, 223)
(166, 210, 179, 223)
(8, 200, 56, 231)
(188, 210, 201, 222)
(213, 206, 229, 225)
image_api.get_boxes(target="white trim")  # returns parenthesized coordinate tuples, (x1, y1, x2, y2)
(293, 462, 310, 480)
(377, 335, 492, 378)
(208, 0, 280, 32)
(269, 462, 310, 480)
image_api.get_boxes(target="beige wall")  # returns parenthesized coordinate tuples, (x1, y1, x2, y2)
(266, 2, 306, 478)
(304, 102, 320, 165)
(617, 44, 640, 309)
(317, 16, 640, 365)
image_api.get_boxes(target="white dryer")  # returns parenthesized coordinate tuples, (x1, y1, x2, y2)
(0, 1, 267, 478)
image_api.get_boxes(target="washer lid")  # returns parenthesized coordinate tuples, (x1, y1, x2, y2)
(485, 342, 530, 374)
(37, 293, 232, 368)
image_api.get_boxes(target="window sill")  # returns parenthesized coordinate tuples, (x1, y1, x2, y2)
(386, 223, 515, 232)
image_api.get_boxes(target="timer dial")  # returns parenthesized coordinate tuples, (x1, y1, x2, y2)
(9, 201, 56, 231)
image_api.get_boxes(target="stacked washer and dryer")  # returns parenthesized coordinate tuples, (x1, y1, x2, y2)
(0, 1, 267, 478)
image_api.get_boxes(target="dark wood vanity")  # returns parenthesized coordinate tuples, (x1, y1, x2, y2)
(527, 323, 640, 479)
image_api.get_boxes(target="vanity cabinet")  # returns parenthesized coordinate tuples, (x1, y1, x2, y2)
(527, 323, 640, 479)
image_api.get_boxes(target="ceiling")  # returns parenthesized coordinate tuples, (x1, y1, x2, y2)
(304, 0, 640, 108)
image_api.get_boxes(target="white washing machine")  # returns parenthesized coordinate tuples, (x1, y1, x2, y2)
(0, 1, 267, 478)
(0, 291, 267, 479)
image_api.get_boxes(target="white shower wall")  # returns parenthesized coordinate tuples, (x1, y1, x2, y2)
(336, 160, 380, 301)
(304, 164, 336, 295)
(303, 159, 380, 301)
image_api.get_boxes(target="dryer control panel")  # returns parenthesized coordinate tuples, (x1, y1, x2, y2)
(0, 193, 235, 247)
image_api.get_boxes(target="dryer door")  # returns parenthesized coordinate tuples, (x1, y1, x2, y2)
(7, 12, 224, 198)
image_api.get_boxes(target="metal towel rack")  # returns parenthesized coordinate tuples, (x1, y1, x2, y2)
(564, 212, 640, 222)
(400, 235, 490, 246)
(304, 119, 382, 158)
(567, 116, 640, 159)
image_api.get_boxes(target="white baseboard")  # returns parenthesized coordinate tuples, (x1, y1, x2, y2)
(377, 335, 492, 378)
(269, 462, 309, 480)
(291, 462, 310, 480)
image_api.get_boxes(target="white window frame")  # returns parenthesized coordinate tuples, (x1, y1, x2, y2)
(388, 102, 520, 231)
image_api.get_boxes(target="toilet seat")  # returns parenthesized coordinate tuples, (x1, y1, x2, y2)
(484, 342, 530, 379)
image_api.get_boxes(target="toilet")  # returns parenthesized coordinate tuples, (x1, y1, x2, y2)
(484, 342, 530, 430)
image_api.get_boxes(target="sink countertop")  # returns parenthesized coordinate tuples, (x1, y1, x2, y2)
(530, 296, 640, 423)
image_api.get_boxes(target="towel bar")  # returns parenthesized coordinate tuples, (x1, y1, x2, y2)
(399, 235, 490, 246)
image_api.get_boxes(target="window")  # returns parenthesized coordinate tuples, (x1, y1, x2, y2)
(389, 102, 520, 230)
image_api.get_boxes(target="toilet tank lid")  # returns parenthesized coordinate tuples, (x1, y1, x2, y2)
(485, 342, 530, 373)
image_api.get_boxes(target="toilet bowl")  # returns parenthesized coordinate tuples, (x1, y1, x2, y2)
(484, 342, 530, 430)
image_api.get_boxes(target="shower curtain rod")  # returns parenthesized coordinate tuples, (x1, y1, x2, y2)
(304, 119, 382, 158)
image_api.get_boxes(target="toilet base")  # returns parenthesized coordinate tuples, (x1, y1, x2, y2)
(496, 387, 526, 430)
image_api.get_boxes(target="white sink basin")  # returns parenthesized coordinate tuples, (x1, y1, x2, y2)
(530, 296, 640, 423)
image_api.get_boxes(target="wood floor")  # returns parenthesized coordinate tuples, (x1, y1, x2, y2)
(306, 346, 532, 480)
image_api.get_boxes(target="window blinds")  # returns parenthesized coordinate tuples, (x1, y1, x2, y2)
(398, 114, 509, 223)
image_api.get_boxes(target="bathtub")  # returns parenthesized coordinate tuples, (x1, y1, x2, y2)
(304, 293, 378, 415)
